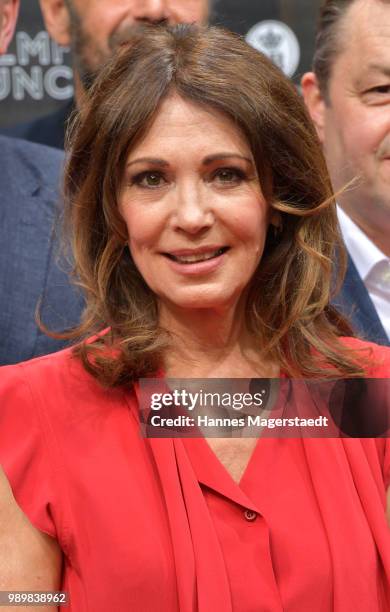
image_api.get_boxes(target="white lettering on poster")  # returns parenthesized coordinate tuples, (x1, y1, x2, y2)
(0, 31, 73, 101)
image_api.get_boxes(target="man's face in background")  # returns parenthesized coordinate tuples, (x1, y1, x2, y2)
(302, 0, 390, 250)
(41, 0, 209, 90)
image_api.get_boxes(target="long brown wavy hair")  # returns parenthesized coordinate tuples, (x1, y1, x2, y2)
(59, 24, 368, 385)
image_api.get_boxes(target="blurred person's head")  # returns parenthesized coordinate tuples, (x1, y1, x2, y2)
(0, 0, 19, 54)
(301, 0, 390, 256)
(39, 0, 209, 100)
(60, 24, 363, 385)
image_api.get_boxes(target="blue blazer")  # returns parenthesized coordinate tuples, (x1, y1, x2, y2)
(0, 101, 73, 150)
(332, 254, 389, 347)
(0, 136, 84, 365)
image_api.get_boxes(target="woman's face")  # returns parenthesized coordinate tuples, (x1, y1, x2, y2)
(119, 95, 272, 313)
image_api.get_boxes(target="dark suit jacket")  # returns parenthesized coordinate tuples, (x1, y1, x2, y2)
(0, 101, 74, 150)
(0, 135, 84, 364)
(332, 254, 389, 347)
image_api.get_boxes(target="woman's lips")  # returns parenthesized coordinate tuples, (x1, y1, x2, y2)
(162, 247, 230, 275)
(165, 247, 229, 264)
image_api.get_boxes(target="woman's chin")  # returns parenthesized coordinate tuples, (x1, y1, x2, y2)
(161, 290, 239, 313)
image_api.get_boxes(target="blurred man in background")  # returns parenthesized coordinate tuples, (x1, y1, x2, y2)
(0, 0, 17, 51)
(4, 0, 209, 148)
(302, 0, 390, 345)
(0, 0, 84, 365)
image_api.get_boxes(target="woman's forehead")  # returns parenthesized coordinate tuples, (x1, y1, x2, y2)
(125, 94, 255, 162)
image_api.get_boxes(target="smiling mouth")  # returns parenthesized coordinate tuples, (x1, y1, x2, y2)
(164, 247, 230, 264)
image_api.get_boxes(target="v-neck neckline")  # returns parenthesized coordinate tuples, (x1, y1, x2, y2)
(132, 371, 291, 510)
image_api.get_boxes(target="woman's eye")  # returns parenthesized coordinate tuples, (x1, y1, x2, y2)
(133, 171, 166, 188)
(213, 168, 245, 184)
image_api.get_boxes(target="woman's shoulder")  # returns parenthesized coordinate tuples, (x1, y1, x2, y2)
(0, 343, 129, 411)
(1, 345, 87, 392)
(339, 336, 390, 376)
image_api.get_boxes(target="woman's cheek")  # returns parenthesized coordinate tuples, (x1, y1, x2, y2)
(124, 208, 165, 246)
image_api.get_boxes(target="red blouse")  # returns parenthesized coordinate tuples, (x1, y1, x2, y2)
(0, 337, 389, 611)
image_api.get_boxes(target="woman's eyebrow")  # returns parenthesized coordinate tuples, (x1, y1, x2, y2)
(126, 154, 254, 169)
(202, 153, 253, 165)
(126, 157, 169, 168)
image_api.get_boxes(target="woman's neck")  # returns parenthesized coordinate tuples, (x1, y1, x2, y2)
(159, 303, 278, 378)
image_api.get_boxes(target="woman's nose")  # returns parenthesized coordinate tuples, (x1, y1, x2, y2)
(172, 185, 214, 235)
